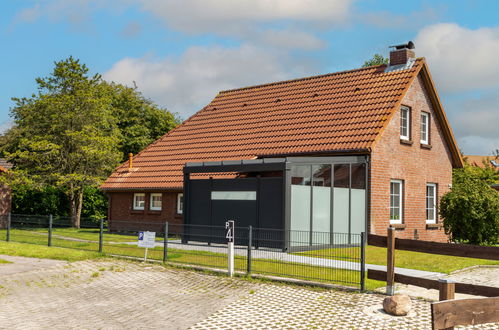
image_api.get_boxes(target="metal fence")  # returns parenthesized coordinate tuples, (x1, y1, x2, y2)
(0, 214, 366, 290)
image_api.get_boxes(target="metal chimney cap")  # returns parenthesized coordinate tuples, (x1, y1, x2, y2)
(389, 41, 415, 50)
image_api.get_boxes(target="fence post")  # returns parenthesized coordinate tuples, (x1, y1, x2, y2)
(386, 227, 396, 296)
(99, 218, 104, 253)
(439, 279, 455, 301)
(163, 222, 168, 262)
(360, 232, 366, 291)
(48, 214, 53, 247)
(438, 279, 456, 330)
(6, 213, 11, 242)
(247, 225, 252, 274)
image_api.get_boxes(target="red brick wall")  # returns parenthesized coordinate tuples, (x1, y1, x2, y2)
(107, 191, 183, 232)
(370, 74, 453, 242)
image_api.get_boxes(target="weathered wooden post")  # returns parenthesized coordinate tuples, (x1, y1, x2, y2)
(386, 227, 396, 295)
(438, 279, 456, 330)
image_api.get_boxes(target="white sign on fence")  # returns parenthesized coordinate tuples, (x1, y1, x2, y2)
(138, 231, 156, 248)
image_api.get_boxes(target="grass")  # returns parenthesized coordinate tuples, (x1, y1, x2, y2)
(296, 245, 499, 274)
(0, 241, 101, 262)
(0, 258, 11, 264)
(30, 228, 163, 243)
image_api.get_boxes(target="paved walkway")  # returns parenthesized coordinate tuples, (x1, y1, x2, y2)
(1, 258, 496, 329)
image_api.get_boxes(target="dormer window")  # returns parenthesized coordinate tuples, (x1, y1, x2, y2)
(400, 106, 410, 140)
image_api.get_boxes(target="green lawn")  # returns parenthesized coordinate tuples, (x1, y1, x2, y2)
(0, 258, 11, 264)
(296, 245, 499, 274)
(0, 241, 101, 262)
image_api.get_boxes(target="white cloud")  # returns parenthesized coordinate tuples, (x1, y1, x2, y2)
(103, 45, 313, 116)
(415, 23, 499, 92)
(257, 29, 326, 50)
(139, 0, 353, 33)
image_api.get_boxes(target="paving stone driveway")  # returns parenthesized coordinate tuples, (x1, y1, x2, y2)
(0, 259, 497, 329)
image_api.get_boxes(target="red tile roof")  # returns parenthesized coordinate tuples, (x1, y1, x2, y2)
(102, 58, 453, 191)
(465, 155, 499, 171)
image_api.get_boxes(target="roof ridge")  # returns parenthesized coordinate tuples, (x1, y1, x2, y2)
(220, 58, 424, 94)
(220, 64, 387, 94)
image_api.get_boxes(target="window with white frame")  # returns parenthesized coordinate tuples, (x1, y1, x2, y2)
(133, 193, 145, 210)
(177, 193, 183, 214)
(400, 106, 410, 140)
(390, 180, 403, 224)
(150, 193, 162, 211)
(420, 112, 429, 144)
(426, 183, 437, 223)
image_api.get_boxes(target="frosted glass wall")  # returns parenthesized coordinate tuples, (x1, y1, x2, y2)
(289, 161, 366, 248)
(290, 166, 311, 246)
(350, 163, 367, 244)
(312, 165, 331, 245)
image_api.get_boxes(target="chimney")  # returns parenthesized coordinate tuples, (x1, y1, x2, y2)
(389, 41, 415, 66)
(128, 153, 133, 169)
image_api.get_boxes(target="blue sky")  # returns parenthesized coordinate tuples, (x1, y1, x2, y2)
(1, 0, 498, 155)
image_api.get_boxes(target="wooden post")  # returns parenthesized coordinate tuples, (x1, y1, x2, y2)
(437, 279, 456, 330)
(439, 279, 455, 301)
(386, 227, 395, 295)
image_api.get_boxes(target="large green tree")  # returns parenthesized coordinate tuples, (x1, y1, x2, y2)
(3, 57, 122, 227)
(104, 82, 179, 161)
(1, 58, 180, 223)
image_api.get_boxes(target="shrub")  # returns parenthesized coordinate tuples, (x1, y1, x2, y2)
(440, 166, 499, 245)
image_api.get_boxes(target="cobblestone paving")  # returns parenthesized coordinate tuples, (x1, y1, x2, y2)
(0, 259, 497, 329)
(0, 259, 260, 329)
(191, 284, 499, 329)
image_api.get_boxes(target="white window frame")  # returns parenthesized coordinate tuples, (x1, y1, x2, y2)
(400, 106, 410, 141)
(177, 193, 183, 214)
(150, 193, 162, 211)
(420, 112, 429, 144)
(390, 180, 403, 224)
(426, 183, 437, 224)
(133, 193, 145, 210)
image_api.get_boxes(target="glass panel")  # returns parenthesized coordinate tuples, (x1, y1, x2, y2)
(390, 181, 402, 222)
(312, 165, 331, 244)
(211, 191, 257, 200)
(151, 194, 162, 210)
(334, 164, 350, 188)
(333, 164, 350, 235)
(290, 166, 311, 247)
(350, 163, 366, 243)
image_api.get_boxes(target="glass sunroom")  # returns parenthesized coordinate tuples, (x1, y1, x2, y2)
(183, 156, 368, 251)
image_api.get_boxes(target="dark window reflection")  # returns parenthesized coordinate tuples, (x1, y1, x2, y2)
(351, 163, 366, 189)
(312, 165, 331, 187)
(334, 164, 350, 188)
(291, 166, 311, 185)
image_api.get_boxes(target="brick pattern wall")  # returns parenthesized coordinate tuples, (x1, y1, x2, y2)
(370, 74, 453, 242)
(108, 191, 183, 232)
(390, 49, 415, 66)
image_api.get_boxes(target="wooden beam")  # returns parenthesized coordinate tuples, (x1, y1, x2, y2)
(367, 269, 499, 297)
(367, 234, 499, 260)
(431, 297, 499, 329)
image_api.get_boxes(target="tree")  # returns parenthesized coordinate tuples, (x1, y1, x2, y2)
(362, 54, 389, 67)
(103, 82, 180, 161)
(3, 57, 122, 227)
(440, 166, 499, 245)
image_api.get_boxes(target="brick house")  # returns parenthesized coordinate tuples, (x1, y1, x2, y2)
(101, 43, 463, 242)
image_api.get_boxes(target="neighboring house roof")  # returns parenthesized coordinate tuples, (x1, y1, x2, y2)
(101, 58, 462, 191)
(0, 158, 13, 172)
(464, 155, 499, 171)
